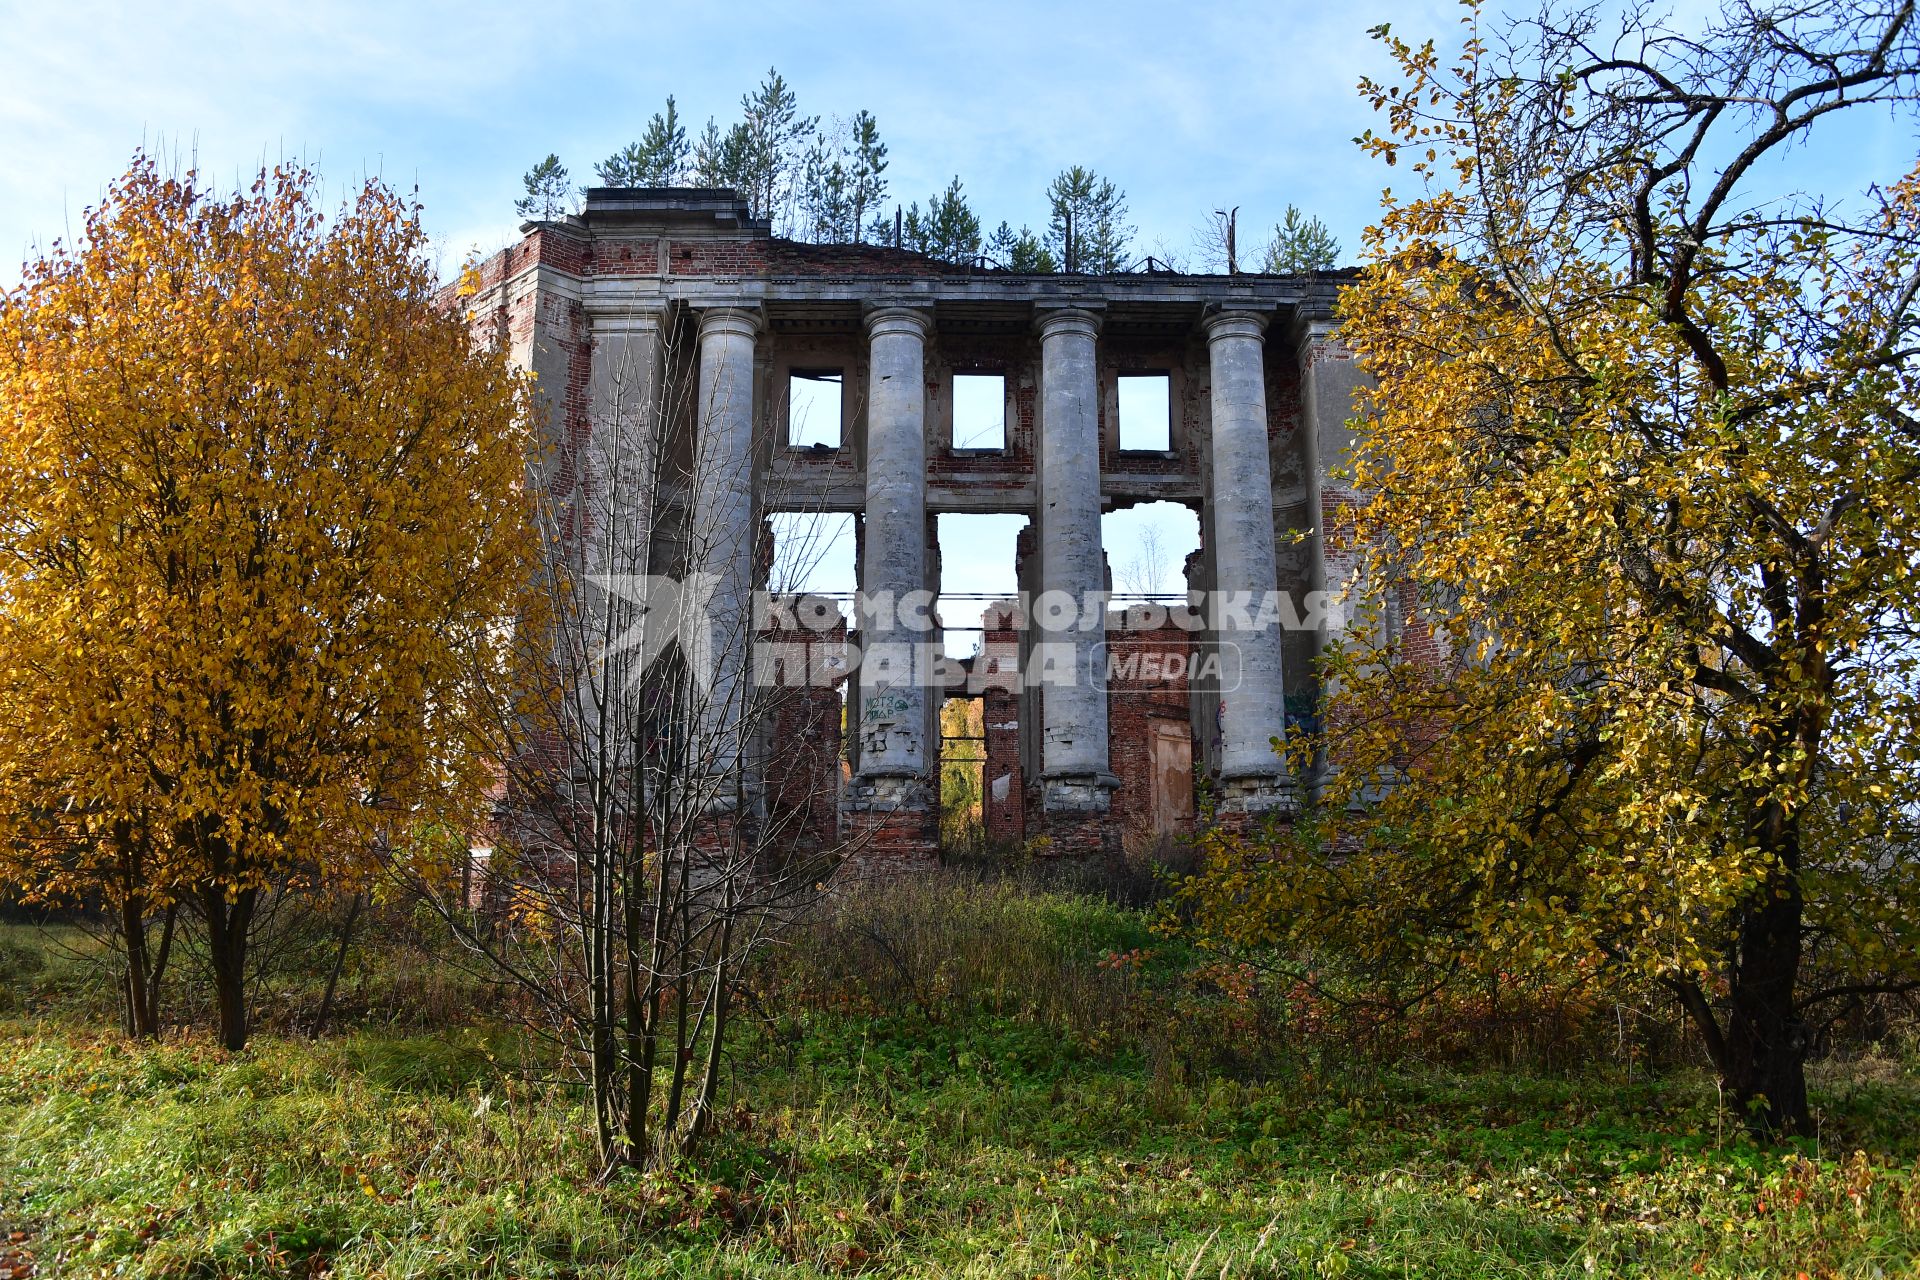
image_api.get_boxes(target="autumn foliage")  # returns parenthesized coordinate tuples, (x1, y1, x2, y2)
(1177, 2, 1920, 1134)
(0, 155, 534, 1047)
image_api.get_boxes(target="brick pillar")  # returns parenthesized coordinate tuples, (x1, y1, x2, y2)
(1296, 313, 1373, 801)
(979, 601, 1026, 846)
(1105, 607, 1195, 840)
(758, 602, 848, 863)
(578, 302, 663, 772)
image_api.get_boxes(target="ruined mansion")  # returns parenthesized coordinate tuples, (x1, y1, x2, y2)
(460, 188, 1383, 869)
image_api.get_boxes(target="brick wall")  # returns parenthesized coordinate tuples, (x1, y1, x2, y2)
(838, 803, 939, 878)
(980, 603, 1025, 846)
(1104, 613, 1195, 841)
(760, 618, 847, 857)
(978, 603, 1196, 853)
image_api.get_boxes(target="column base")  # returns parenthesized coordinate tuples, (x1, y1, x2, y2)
(1036, 772, 1121, 860)
(839, 774, 938, 877)
(1216, 768, 1298, 816)
(1040, 770, 1120, 816)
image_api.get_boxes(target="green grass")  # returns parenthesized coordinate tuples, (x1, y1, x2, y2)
(2, 903, 1918, 1278)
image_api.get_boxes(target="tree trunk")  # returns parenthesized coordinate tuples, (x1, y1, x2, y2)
(309, 892, 362, 1039)
(120, 892, 159, 1039)
(1723, 864, 1810, 1135)
(117, 899, 177, 1039)
(121, 909, 153, 1043)
(148, 902, 176, 1026)
(683, 877, 736, 1155)
(1711, 778, 1812, 1137)
(201, 880, 258, 1052)
(588, 829, 617, 1165)
(627, 888, 667, 1170)
(114, 824, 168, 1039)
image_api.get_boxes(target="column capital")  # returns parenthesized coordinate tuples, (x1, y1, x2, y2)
(1201, 306, 1274, 343)
(862, 304, 934, 341)
(583, 306, 664, 337)
(1285, 307, 1342, 351)
(1033, 305, 1103, 341)
(693, 303, 764, 341)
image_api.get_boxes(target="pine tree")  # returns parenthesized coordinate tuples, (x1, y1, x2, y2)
(597, 97, 689, 187)
(987, 220, 1056, 272)
(901, 177, 982, 263)
(1261, 205, 1341, 272)
(515, 154, 573, 220)
(843, 111, 887, 242)
(690, 119, 729, 188)
(1045, 166, 1133, 272)
(801, 110, 888, 243)
(803, 145, 852, 242)
(731, 68, 816, 232)
(683, 70, 817, 231)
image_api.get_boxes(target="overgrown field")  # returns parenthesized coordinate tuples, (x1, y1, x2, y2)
(3, 881, 1918, 1278)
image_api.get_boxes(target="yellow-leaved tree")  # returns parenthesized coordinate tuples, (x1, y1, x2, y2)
(1176, 2, 1920, 1134)
(0, 155, 533, 1048)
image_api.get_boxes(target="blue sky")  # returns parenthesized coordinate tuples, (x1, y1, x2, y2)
(2, 0, 1451, 650)
(3, 0, 1907, 652)
(0, 0, 1447, 278)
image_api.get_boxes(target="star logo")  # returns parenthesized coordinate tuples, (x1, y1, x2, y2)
(587, 572, 723, 693)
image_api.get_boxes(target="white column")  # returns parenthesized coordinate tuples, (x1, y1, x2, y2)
(692, 305, 761, 781)
(856, 306, 932, 789)
(1204, 309, 1292, 808)
(1035, 307, 1116, 809)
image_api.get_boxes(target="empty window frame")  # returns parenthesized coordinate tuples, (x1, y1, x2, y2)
(952, 373, 1007, 451)
(787, 370, 843, 449)
(1117, 373, 1172, 451)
